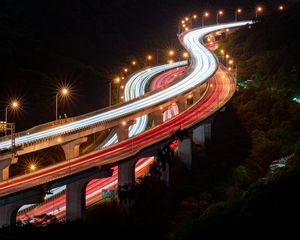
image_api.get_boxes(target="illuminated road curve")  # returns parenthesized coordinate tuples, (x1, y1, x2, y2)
(0, 22, 252, 197)
(0, 22, 251, 150)
(16, 66, 186, 221)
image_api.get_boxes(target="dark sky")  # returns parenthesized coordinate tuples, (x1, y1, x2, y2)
(0, 0, 292, 131)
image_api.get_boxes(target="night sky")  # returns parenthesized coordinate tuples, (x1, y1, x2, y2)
(0, 0, 291, 131)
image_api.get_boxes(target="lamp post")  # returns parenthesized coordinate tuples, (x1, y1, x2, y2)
(235, 8, 242, 22)
(256, 6, 262, 18)
(56, 87, 69, 120)
(202, 12, 209, 27)
(216, 10, 223, 24)
(5, 100, 19, 136)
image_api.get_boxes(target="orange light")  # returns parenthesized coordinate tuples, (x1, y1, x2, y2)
(204, 12, 209, 17)
(183, 52, 189, 58)
(193, 14, 197, 19)
(147, 55, 152, 60)
(257, 6, 262, 12)
(237, 8, 242, 13)
(122, 121, 126, 126)
(169, 50, 175, 56)
(132, 60, 137, 66)
(124, 68, 128, 73)
(278, 5, 284, 11)
(185, 17, 189, 21)
(218, 10, 223, 15)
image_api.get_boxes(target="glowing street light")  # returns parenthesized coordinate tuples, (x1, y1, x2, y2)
(169, 50, 175, 56)
(29, 164, 36, 171)
(235, 8, 242, 22)
(202, 12, 209, 27)
(123, 68, 128, 73)
(216, 10, 223, 24)
(131, 60, 137, 66)
(4, 100, 19, 135)
(183, 52, 189, 58)
(256, 6, 263, 18)
(278, 5, 284, 11)
(56, 87, 69, 120)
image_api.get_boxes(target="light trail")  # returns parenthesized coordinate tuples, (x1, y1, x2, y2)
(0, 22, 251, 150)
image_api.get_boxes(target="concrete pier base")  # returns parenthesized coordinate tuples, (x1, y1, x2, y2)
(61, 137, 88, 161)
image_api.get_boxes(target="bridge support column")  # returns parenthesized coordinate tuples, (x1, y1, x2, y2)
(116, 120, 135, 142)
(161, 163, 171, 187)
(176, 99, 187, 113)
(66, 168, 113, 222)
(193, 125, 205, 147)
(0, 155, 18, 181)
(152, 110, 163, 126)
(204, 122, 212, 144)
(0, 190, 44, 228)
(178, 137, 192, 170)
(118, 159, 136, 187)
(61, 137, 88, 161)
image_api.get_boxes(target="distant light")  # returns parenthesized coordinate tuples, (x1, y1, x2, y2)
(225, 54, 230, 59)
(210, 84, 213, 87)
(226, 28, 230, 32)
(168, 60, 174, 64)
(237, 8, 242, 13)
(185, 17, 189, 21)
(30, 164, 36, 171)
(257, 6, 262, 12)
(115, 77, 121, 83)
(218, 10, 223, 15)
(124, 68, 128, 73)
(229, 60, 233, 64)
(278, 5, 284, 11)
(292, 97, 300, 104)
(228, 67, 232, 71)
(132, 61, 137, 66)
(57, 137, 62, 143)
(11, 101, 19, 109)
(61, 87, 69, 96)
(204, 12, 209, 17)
(169, 50, 175, 56)
(147, 55, 152, 60)
(181, 20, 185, 24)
(193, 14, 197, 19)
(121, 96, 124, 99)
(121, 85, 124, 89)
(122, 121, 126, 126)
(160, 106, 163, 110)
(185, 27, 189, 31)
(220, 49, 225, 54)
(183, 52, 189, 58)
(187, 94, 193, 99)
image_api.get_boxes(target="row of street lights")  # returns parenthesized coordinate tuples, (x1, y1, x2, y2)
(2, 87, 71, 136)
(180, 4, 285, 32)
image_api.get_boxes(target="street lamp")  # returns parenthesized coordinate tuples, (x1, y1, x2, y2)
(55, 87, 69, 120)
(4, 100, 19, 136)
(235, 8, 242, 22)
(278, 5, 284, 11)
(216, 10, 223, 24)
(202, 12, 209, 27)
(256, 6, 263, 18)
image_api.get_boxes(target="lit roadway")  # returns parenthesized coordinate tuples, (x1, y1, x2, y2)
(0, 22, 251, 151)
(17, 65, 186, 221)
(0, 21, 251, 197)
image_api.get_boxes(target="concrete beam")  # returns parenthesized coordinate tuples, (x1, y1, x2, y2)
(0, 155, 18, 181)
(66, 168, 113, 222)
(0, 190, 44, 228)
(178, 137, 192, 170)
(61, 137, 88, 161)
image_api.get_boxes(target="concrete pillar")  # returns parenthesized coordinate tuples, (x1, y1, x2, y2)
(152, 110, 163, 126)
(176, 99, 187, 113)
(61, 137, 88, 161)
(193, 125, 205, 147)
(66, 168, 113, 222)
(193, 88, 201, 103)
(0, 155, 18, 181)
(118, 159, 136, 187)
(178, 137, 192, 170)
(0, 190, 44, 228)
(161, 163, 171, 187)
(204, 123, 212, 143)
